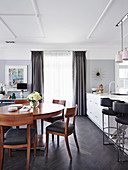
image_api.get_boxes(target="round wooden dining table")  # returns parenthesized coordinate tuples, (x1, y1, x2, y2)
(0, 102, 65, 149)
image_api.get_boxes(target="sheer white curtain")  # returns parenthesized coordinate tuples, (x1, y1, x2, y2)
(44, 51, 72, 107)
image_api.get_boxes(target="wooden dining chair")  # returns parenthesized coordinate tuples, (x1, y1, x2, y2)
(15, 99, 29, 104)
(0, 113, 36, 170)
(44, 99, 66, 143)
(15, 100, 30, 129)
(46, 105, 79, 160)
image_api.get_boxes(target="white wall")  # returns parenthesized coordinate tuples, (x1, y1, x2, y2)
(0, 43, 119, 60)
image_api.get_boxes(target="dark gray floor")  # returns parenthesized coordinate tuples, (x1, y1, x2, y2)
(1, 117, 128, 170)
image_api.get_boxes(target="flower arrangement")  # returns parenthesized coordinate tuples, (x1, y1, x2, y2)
(27, 91, 42, 108)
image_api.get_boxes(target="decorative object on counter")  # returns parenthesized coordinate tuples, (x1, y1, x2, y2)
(17, 83, 27, 98)
(92, 68, 105, 81)
(27, 91, 42, 108)
(5, 65, 27, 91)
(91, 85, 104, 94)
(11, 93, 16, 99)
(91, 88, 97, 94)
(99, 84, 104, 93)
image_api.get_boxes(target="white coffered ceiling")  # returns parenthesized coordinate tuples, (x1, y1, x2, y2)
(0, 0, 128, 46)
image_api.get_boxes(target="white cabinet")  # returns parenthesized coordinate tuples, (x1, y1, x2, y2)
(87, 93, 108, 130)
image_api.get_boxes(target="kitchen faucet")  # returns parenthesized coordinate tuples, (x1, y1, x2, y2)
(109, 81, 115, 94)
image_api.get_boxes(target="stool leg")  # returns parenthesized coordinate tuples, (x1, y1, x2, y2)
(102, 113, 105, 145)
(116, 122, 120, 162)
(108, 115, 110, 138)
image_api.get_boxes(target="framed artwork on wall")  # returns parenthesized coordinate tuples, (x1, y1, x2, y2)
(5, 65, 27, 91)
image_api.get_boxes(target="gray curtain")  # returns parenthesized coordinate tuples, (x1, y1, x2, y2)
(31, 51, 44, 98)
(73, 51, 86, 116)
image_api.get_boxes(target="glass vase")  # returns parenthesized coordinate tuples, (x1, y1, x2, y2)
(30, 100, 39, 108)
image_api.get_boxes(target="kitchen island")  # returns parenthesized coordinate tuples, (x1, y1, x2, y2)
(87, 92, 128, 154)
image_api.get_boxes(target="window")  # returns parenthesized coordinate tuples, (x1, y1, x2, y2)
(116, 61, 128, 93)
(44, 51, 72, 107)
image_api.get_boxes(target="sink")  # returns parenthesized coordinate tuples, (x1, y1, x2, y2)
(111, 93, 128, 95)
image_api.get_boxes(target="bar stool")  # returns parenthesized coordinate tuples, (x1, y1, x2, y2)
(113, 101, 128, 162)
(100, 98, 118, 145)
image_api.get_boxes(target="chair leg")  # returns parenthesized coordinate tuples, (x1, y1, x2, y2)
(41, 120, 43, 135)
(52, 134, 54, 142)
(8, 148, 11, 157)
(0, 145, 4, 170)
(27, 145, 30, 170)
(65, 135, 72, 160)
(73, 131, 79, 151)
(0, 127, 4, 170)
(46, 131, 49, 154)
(57, 135, 59, 146)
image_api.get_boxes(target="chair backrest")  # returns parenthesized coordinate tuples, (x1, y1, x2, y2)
(64, 105, 77, 134)
(52, 99, 66, 106)
(65, 105, 77, 118)
(100, 98, 113, 108)
(15, 100, 29, 104)
(113, 101, 128, 115)
(0, 113, 33, 127)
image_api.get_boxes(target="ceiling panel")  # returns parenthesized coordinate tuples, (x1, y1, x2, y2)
(0, 21, 13, 39)
(37, 0, 109, 43)
(2, 16, 42, 38)
(0, 0, 34, 14)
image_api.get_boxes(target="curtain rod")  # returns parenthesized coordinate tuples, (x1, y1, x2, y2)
(31, 50, 87, 52)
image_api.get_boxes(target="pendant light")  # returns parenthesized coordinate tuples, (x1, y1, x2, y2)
(115, 13, 128, 62)
(122, 48, 128, 60)
(115, 51, 122, 63)
(115, 22, 123, 63)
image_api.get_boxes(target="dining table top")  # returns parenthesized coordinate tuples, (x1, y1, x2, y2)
(0, 102, 65, 120)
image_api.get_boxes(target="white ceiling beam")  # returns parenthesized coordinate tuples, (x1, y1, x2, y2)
(31, 0, 45, 38)
(0, 17, 17, 39)
(86, 0, 115, 39)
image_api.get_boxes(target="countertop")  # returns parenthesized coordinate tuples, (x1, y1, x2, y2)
(87, 93, 128, 102)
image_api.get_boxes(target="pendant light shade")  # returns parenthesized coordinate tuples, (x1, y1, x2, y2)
(115, 52, 123, 63)
(122, 48, 128, 60)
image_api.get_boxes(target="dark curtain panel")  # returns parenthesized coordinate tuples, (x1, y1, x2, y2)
(31, 51, 44, 98)
(73, 51, 87, 116)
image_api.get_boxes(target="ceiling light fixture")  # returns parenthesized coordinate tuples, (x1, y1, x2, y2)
(115, 13, 128, 62)
(5, 41, 15, 43)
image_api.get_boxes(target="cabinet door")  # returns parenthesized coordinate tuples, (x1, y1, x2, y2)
(87, 94, 94, 119)
(93, 96, 102, 129)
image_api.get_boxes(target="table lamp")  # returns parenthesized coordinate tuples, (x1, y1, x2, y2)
(17, 83, 27, 98)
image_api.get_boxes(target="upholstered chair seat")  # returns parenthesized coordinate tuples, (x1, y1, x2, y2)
(4, 128, 36, 145)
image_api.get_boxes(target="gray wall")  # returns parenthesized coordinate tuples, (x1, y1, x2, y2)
(0, 60, 31, 98)
(86, 60, 115, 93)
(0, 59, 115, 98)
